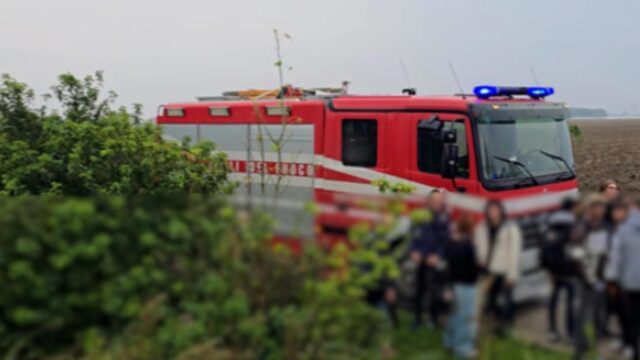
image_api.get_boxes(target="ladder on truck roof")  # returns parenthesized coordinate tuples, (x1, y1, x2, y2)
(196, 82, 349, 102)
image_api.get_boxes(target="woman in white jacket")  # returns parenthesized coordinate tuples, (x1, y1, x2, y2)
(474, 200, 523, 334)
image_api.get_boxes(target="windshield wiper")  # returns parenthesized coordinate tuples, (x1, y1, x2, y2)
(493, 156, 539, 186)
(537, 150, 576, 179)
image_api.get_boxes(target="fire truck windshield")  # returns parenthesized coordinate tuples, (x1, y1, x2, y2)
(474, 106, 575, 190)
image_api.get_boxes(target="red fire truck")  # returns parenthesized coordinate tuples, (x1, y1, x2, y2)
(156, 85, 578, 294)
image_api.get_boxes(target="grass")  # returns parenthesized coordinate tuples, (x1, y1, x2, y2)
(378, 315, 571, 360)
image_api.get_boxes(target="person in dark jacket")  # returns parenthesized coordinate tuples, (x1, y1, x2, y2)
(541, 197, 578, 342)
(410, 189, 450, 328)
(443, 211, 479, 359)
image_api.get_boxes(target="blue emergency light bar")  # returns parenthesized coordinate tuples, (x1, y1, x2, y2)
(473, 85, 555, 100)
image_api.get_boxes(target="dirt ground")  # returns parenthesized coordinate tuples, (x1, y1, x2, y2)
(571, 119, 640, 193)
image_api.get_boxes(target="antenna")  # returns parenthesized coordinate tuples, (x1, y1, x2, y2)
(530, 66, 540, 86)
(448, 61, 466, 99)
(399, 58, 411, 88)
(399, 58, 416, 95)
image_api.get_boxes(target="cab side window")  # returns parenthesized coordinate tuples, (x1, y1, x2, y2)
(417, 119, 469, 178)
(451, 121, 469, 178)
(417, 121, 442, 174)
(342, 120, 377, 167)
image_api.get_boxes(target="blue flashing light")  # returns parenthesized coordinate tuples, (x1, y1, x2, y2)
(527, 87, 555, 99)
(473, 85, 555, 99)
(474, 85, 498, 99)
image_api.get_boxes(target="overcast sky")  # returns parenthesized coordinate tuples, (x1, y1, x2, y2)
(2, 0, 639, 116)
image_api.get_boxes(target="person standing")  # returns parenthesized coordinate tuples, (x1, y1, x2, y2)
(607, 197, 640, 360)
(409, 189, 450, 329)
(474, 200, 523, 335)
(599, 179, 620, 202)
(604, 197, 631, 353)
(443, 212, 480, 358)
(541, 197, 578, 342)
(568, 194, 609, 360)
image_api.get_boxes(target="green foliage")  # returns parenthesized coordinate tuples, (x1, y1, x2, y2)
(0, 73, 230, 195)
(372, 179, 416, 195)
(0, 197, 390, 359)
(0, 74, 42, 142)
(569, 124, 583, 144)
(50, 71, 116, 123)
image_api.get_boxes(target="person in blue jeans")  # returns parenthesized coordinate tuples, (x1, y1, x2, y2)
(443, 212, 480, 358)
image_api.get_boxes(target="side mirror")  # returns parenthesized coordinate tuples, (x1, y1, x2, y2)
(442, 129, 457, 143)
(418, 116, 442, 131)
(441, 143, 459, 179)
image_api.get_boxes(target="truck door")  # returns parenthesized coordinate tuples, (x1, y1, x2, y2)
(406, 113, 478, 194)
(315, 112, 390, 235)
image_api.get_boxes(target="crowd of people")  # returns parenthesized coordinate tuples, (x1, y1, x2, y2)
(377, 180, 640, 360)
(404, 190, 522, 358)
(543, 181, 640, 360)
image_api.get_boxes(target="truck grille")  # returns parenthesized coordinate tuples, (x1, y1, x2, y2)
(517, 213, 547, 249)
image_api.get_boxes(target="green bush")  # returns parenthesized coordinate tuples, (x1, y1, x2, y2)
(0, 73, 230, 196)
(0, 197, 391, 359)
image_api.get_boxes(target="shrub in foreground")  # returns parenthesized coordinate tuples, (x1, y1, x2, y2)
(0, 197, 390, 359)
(0, 73, 230, 196)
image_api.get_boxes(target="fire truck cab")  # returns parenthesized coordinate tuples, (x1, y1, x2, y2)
(157, 85, 578, 296)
